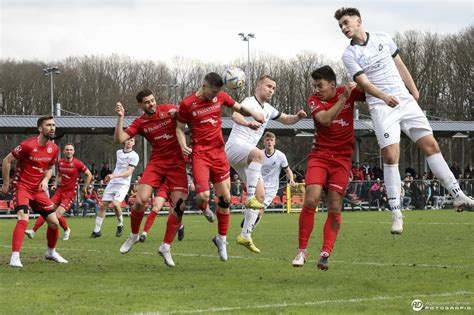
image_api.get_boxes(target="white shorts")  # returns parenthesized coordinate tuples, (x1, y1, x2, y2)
(101, 183, 130, 203)
(369, 95, 432, 149)
(225, 141, 256, 184)
(263, 187, 278, 208)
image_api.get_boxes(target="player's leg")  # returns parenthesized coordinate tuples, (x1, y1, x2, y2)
(54, 202, 72, 240)
(140, 199, 164, 242)
(192, 156, 215, 222)
(91, 200, 108, 238)
(238, 178, 265, 253)
(44, 211, 68, 263)
(212, 179, 231, 261)
(244, 148, 265, 209)
(158, 190, 187, 267)
(112, 199, 124, 237)
(415, 134, 474, 211)
(25, 194, 60, 238)
(10, 206, 30, 268)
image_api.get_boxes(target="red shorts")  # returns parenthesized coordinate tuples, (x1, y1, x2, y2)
(156, 181, 170, 199)
(192, 148, 230, 193)
(139, 161, 188, 194)
(51, 189, 76, 211)
(12, 183, 56, 213)
(305, 153, 352, 194)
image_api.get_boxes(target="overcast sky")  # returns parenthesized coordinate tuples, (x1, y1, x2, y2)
(1, 0, 472, 65)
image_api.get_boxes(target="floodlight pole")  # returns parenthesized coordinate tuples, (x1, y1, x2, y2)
(43, 67, 61, 116)
(238, 33, 255, 97)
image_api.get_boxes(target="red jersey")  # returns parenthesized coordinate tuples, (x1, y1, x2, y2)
(57, 158, 87, 192)
(11, 136, 59, 190)
(177, 91, 235, 153)
(125, 104, 184, 165)
(307, 86, 365, 156)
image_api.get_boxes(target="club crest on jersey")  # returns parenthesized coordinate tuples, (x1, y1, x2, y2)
(212, 97, 218, 103)
(159, 112, 165, 119)
(192, 111, 197, 117)
(15, 145, 22, 152)
(378, 44, 383, 51)
(32, 148, 38, 153)
(47, 147, 53, 153)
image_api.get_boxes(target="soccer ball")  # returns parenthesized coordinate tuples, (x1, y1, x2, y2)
(223, 67, 246, 90)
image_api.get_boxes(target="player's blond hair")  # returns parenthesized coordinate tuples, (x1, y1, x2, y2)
(264, 131, 276, 139)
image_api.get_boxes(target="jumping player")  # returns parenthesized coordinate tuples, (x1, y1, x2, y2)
(335, 7, 474, 234)
(25, 143, 93, 240)
(2, 116, 67, 267)
(225, 75, 306, 253)
(114, 89, 188, 267)
(90, 138, 139, 238)
(176, 72, 264, 261)
(292, 66, 364, 270)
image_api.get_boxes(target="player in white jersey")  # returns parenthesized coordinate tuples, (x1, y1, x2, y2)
(225, 75, 306, 253)
(91, 138, 139, 238)
(334, 7, 474, 235)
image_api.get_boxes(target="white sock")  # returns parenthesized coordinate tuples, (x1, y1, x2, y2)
(203, 208, 213, 216)
(94, 216, 104, 233)
(426, 153, 464, 198)
(384, 163, 401, 211)
(245, 162, 262, 200)
(160, 242, 170, 251)
(241, 209, 259, 239)
(117, 215, 123, 226)
(142, 231, 147, 236)
(11, 251, 20, 259)
(218, 234, 227, 242)
(252, 215, 262, 232)
(46, 247, 55, 255)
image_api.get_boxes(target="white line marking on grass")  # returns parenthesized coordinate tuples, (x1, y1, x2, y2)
(3, 244, 472, 269)
(135, 291, 474, 314)
(348, 221, 471, 225)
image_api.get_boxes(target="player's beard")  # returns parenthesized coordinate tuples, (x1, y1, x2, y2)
(44, 130, 55, 140)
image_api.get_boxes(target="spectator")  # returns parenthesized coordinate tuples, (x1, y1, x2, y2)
(402, 176, 413, 210)
(461, 173, 473, 196)
(450, 162, 462, 179)
(82, 184, 100, 216)
(360, 174, 372, 200)
(464, 164, 473, 178)
(372, 184, 387, 211)
(351, 161, 364, 195)
(371, 165, 383, 180)
(100, 162, 112, 181)
(405, 166, 417, 178)
(90, 163, 100, 182)
(230, 174, 242, 197)
(430, 181, 445, 209)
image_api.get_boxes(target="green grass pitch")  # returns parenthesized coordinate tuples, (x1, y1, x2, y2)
(0, 210, 472, 314)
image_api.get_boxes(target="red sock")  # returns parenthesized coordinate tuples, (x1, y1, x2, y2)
(47, 226, 59, 249)
(298, 206, 316, 250)
(33, 216, 46, 232)
(216, 211, 230, 236)
(58, 216, 68, 231)
(163, 213, 181, 244)
(130, 208, 145, 234)
(198, 200, 209, 211)
(12, 220, 28, 252)
(143, 211, 158, 233)
(322, 212, 341, 254)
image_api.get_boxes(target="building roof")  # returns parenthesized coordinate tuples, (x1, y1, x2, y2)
(0, 115, 472, 138)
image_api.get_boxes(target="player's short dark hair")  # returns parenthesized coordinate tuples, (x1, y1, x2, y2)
(334, 7, 361, 20)
(136, 88, 154, 103)
(204, 72, 224, 88)
(311, 66, 337, 84)
(64, 143, 75, 148)
(37, 115, 54, 127)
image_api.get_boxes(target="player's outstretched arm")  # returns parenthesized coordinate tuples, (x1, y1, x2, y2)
(232, 102, 265, 123)
(285, 167, 297, 187)
(231, 111, 261, 130)
(176, 121, 192, 156)
(276, 110, 307, 125)
(394, 55, 419, 101)
(105, 166, 136, 183)
(114, 102, 131, 144)
(355, 74, 399, 107)
(1, 153, 16, 194)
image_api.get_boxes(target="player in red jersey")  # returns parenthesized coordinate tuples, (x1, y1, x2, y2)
(115, 88, 188, 267)
(2, 116, 67, 267)
(25, 143, 93, 240)
(291, 66, 365, 270)
(176, 72, 264, 261)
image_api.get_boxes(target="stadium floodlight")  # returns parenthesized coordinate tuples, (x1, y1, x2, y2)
(238, 32, 256, 96)
(43, 67, 61, 116)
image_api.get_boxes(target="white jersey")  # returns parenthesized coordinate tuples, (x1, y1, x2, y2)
(342, 31, 409, 105)
(226, 96, 281, 147)
(109, 149, 139, 186)
(261, 149, 288, 191)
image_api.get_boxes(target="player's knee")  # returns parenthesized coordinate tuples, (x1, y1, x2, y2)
(174, 198, 186, 217)
(303, 196, 319, 209)
(422, 140, 440, 156)
(218, 196, 230, 209)
(197, 191, 210, 202)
